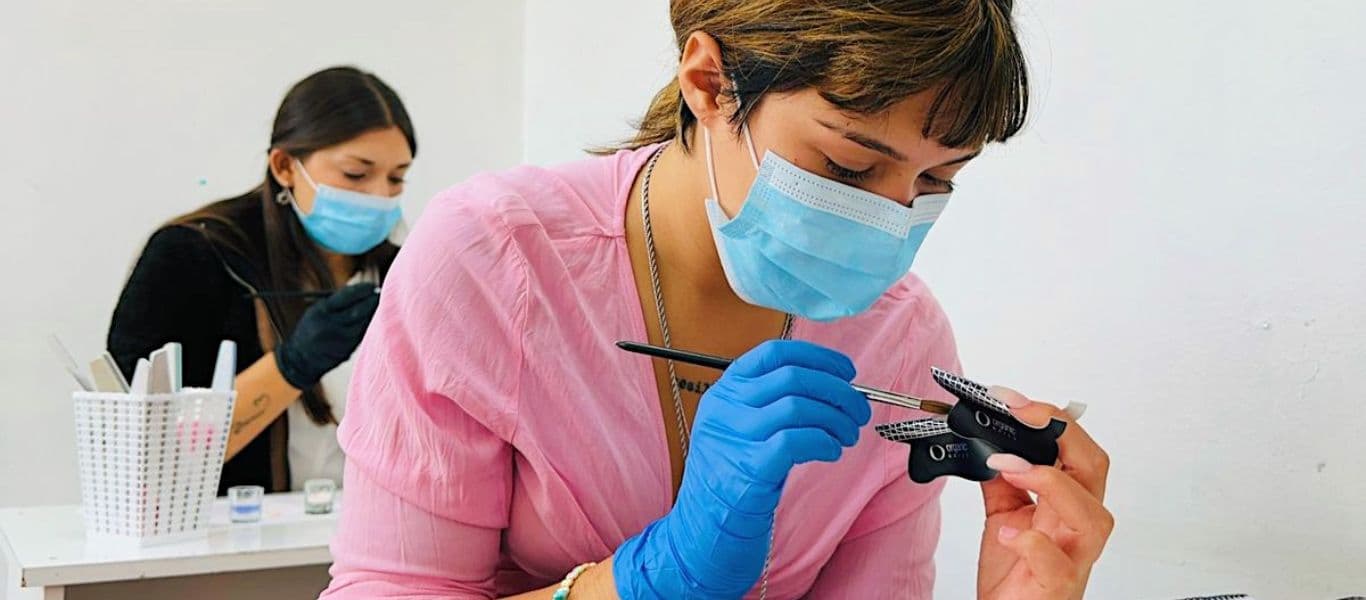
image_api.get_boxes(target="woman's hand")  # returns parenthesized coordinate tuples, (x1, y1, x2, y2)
(613, 340, 869, 599)
(976, 388, 1113, 600)
(274, 283, 381, 389)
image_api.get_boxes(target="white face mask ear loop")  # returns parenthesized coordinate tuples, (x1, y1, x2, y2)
(292, 158, 319, 192)
(741, 124, 760, 171)
(703, 127, 723, 204)
(284, 159, 317, 215)
(733, 89, 761, 171)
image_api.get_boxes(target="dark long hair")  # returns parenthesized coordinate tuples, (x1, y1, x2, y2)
(170, 66, 417, 426)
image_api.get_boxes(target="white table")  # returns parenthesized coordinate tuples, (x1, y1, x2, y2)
(0, 493, 338, 600)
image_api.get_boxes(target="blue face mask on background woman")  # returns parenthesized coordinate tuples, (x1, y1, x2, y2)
(287, 160, 403, 255)
(703, 126, 950, 322)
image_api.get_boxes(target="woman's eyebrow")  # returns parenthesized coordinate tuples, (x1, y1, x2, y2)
(817, 118, 906, 161)
(343, 155, 413, 169)
(815, 119, 981, 167)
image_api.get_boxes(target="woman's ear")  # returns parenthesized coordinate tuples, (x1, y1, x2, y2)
(677, 31, 734, 131)
(268, 148, 296, 188)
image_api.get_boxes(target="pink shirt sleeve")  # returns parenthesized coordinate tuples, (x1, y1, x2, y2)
(323, 463, 504, 598)
(804, 298, 961, 599)
(803, 475, 946, 599)
(321, 185, 530, 599)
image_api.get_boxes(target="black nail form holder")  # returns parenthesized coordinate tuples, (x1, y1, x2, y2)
(875, 419, 999, 483)
(875, 367, 1067, 483)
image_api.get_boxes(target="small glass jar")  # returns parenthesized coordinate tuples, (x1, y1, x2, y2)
(228, 485, 264, 523)
(303, 479, 336, 514)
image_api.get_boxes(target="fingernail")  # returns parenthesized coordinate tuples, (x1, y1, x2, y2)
(998, 526, 1020, 542)
(988, 385, 1032, 409)
(986, 453, 1033, 474)
(1064, 401, 1088, 420)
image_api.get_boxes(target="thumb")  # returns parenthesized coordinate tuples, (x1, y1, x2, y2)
(340, 293, 382, 324)
(323, 283, 380, 311)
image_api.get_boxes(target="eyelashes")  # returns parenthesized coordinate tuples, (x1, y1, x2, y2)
(825, 157, 873, 183)
(825, 157, 957, 193)
(922, 173, 956, 193)
(342, 172, 406, 186)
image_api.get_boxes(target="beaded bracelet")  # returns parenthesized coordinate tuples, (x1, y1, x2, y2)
(552, 562, 597, 600)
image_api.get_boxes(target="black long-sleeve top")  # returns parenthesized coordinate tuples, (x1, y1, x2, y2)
(108, 197, 288, 494)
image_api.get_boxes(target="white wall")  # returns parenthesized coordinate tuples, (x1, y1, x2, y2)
(0, 0, 525, 507)
(522, 1, 1366, 598)
(5, 1, 1363, 596)
(523, 0, 675, 164)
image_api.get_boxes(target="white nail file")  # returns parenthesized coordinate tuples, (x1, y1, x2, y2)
(130, 358, 151, 395)
(148, 348, 171, 394)
(89, 353, 130, 393)
(164, 342, 183, 392)
(211, 340, 237, 393)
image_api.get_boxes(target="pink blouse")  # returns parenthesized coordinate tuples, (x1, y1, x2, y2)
(321, 145, 962, 599)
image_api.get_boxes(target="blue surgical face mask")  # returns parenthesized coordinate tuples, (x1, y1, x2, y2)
(289, 160, 403, 255)
(703, 126, 950, 322)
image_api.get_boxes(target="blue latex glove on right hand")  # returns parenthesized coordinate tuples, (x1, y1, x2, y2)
(614, 340, 872, 599)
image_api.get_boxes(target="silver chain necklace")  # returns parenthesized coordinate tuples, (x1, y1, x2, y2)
(640, 143, 791, 599)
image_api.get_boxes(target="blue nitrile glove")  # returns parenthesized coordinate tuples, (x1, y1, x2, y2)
(614, 340, 872, 599)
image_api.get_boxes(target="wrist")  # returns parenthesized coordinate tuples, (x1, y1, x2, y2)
(615, 519, 702, 599)
(553, 561, 596, 600)
(271, 346, 311, 390)
(613, 512, 765, 600)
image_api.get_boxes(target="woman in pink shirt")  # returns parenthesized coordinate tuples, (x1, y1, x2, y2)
(323, 1, 1114, 598)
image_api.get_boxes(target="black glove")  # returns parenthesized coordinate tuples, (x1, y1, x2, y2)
(274, 283, 381, 390)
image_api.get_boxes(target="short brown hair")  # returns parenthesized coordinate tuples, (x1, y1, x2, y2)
(619, 0, 1028, 152)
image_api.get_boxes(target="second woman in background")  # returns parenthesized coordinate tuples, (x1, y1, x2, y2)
(108, 66, 417, 494)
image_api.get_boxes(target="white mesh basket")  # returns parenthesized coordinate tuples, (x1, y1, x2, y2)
(73, 389, 233, 545)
